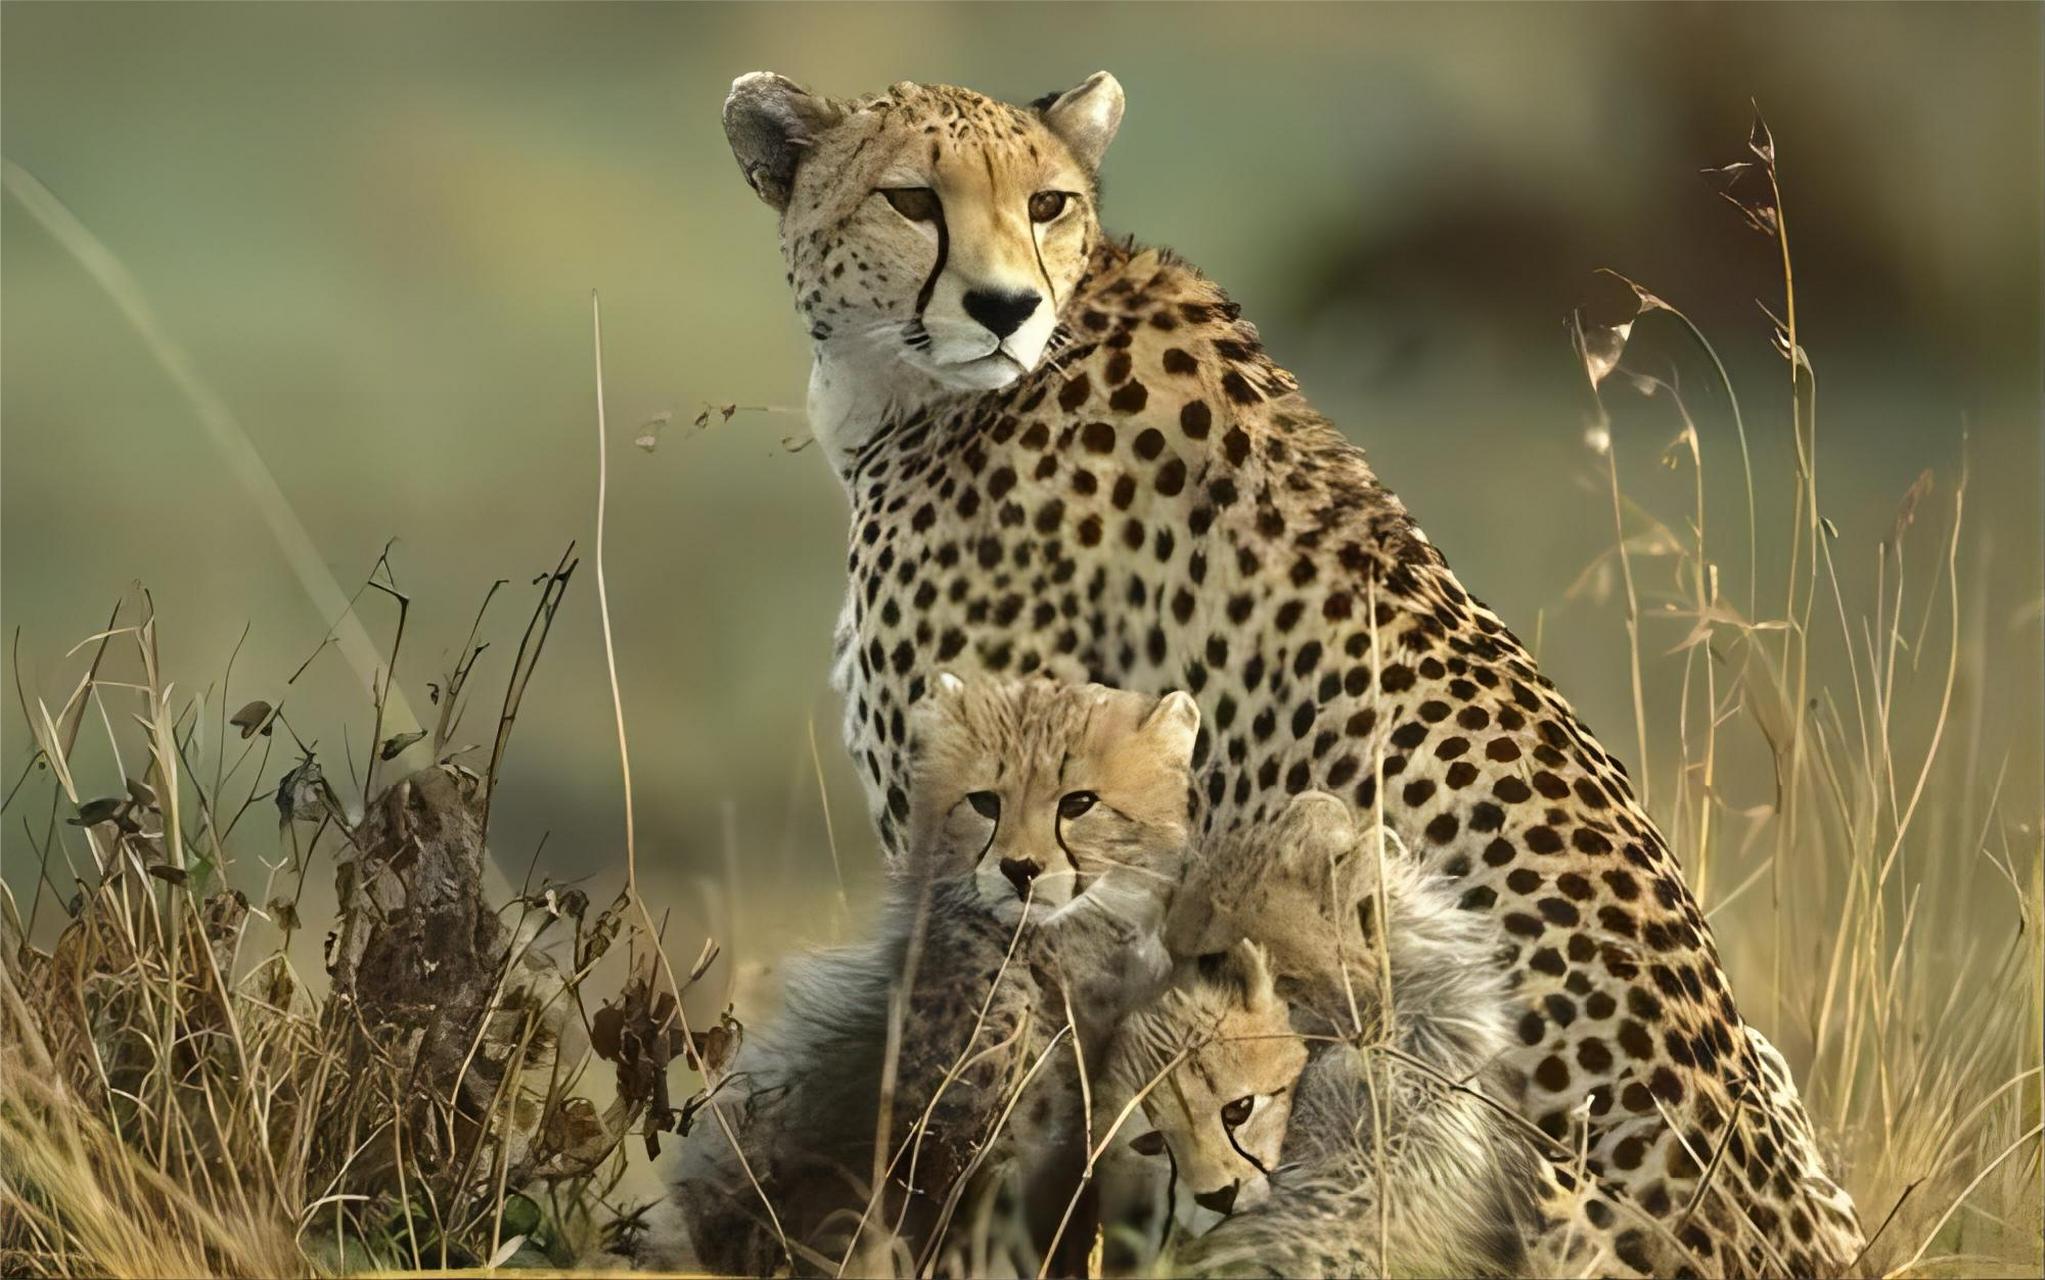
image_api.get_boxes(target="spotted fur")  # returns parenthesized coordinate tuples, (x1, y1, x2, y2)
(725, 72, 1866, 1277)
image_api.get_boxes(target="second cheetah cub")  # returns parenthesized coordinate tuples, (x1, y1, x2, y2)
(1128, 791, 1551, 1278)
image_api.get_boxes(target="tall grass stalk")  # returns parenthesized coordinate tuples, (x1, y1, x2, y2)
(1575, 119, 2042, 1278)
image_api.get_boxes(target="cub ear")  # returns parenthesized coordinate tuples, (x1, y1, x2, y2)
(1197, 939, 1278, 1012)
(1271, 789, 1363, 914)
(1037, 71, 1125, 171)
(1140, 690, 1201, 766)
(1279, 791, 1356, 862)
(907, 672, 968, 760)
(724, 72, 843, 211)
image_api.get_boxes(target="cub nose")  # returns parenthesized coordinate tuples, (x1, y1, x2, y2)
(1193, 1183, 1239, 1215)
(998, 856, 1042, 898)
(962, 288, 1042, 340)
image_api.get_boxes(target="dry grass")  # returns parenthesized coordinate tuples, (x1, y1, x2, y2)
(1563, 118, 2042, 1278)
(1, 118, 2038, 1279)
(0, 569, 689, 1278)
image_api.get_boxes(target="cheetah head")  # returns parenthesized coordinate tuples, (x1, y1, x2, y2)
(904, 675, 1196, 924)
(723, 72, 1122, 394)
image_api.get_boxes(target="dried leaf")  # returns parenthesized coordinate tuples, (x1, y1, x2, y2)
(1703, 140, 1779, 239)
(147, 864, 188, 886)
(1593, 268, 1674, 317)
(541, 1095, 614, 1168)
(1894, 470, 1934, 543)
(675, 1088, 711, 1138)
(1757, 302, 1810, 372)
(1666, 601, 1789, 655)
(687, 937, 721, 984)
(592, 1003, 624, 1061)
(201, 890, 248, 940)
(125, 776, 158, 809)
(691, 1024, 734, 1075)
(230, 700, 274, 739)
(268, 897, 302, 931)
(1577, 318, 1633, 390)
(275, 758, 327, 824)
(379, 729, 428, 761)
(69, 797, 124, 826)
(1747, 111, 1776, 165)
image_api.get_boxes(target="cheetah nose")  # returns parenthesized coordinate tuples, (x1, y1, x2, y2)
(998, 856, 1042, 898)
(962, 288, 1041, 340)
(1193, 1183, 1239, 1215)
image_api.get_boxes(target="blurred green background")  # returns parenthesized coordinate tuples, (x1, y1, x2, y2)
(4, 2, 2039, 975)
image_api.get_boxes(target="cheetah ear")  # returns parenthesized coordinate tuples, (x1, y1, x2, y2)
(1198, 940, 1277, 1012)
(1038, 71, 1124, 172)
(1278, 792, 1357, 870)
(1140, 690, 1200, 766)
(1235, 940, 1279, 1013)
(724, 72, 843, 211)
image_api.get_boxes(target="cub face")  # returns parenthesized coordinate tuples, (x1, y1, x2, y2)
(904, 675, 1198, 924)
(722, 72, 1123, 393)
(1112, 940, 1308, 1217)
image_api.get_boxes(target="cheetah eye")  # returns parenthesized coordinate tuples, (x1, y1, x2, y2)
(1220, 1095, 1255, 1129)
(882, 187, 942, 223)
(966, 790, 1001, 820)
(1028, 190, 1070, 223)
(1131, 1130, 1168, 1157)
(1057, 791, 1098, 820)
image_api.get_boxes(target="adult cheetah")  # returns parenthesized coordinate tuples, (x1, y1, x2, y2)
(721, 70, 1865, 1276)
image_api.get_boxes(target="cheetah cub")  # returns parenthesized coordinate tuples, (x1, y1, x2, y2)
(670, 676, 1199, 1276)
(1135, 791, 1551, 1278)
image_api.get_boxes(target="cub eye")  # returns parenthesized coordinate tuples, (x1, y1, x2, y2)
(1028, 190, 1069, 223)
(966, 790, 1001, 820)
(1131, 1130, 1168, 1157)
(1220, 1095, 1255, 1129)
(1057, 791, 1098, 820)
(882, 187, 941, 222)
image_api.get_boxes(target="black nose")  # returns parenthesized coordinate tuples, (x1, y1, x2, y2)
(998, 856, 1042, 898)
(962, 289, 1041, 340)
(1193, 1183, 1239, 1215)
